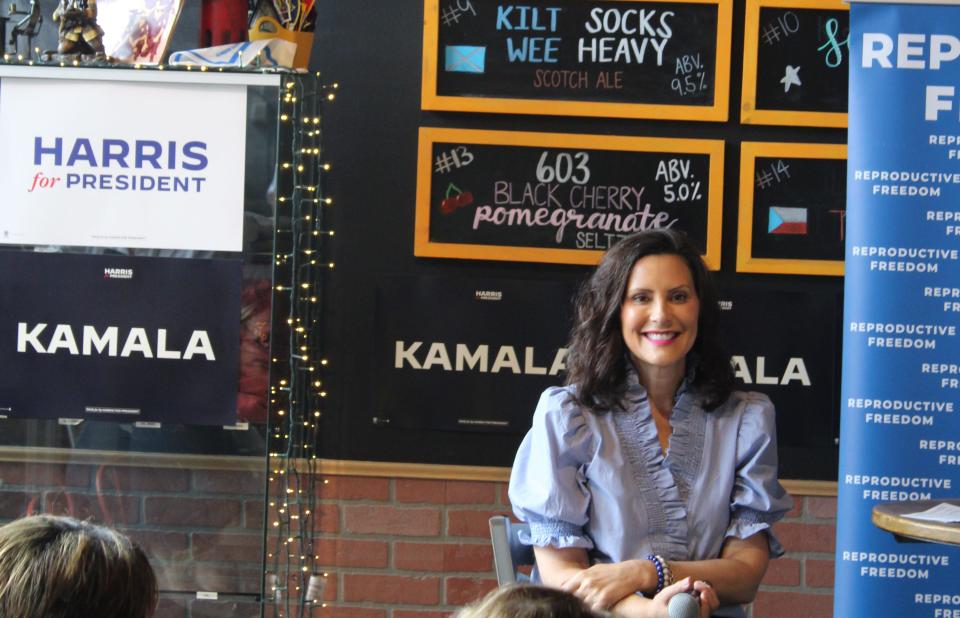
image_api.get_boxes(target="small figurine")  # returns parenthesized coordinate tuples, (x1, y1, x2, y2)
(8, 2, 43, 59)
(52, 0, 106, 59)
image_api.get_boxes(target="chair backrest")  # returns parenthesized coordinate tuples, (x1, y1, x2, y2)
(489, 515, 535, 586)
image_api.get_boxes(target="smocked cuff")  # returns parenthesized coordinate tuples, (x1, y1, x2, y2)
(726, 509, 785, 558)
(521, 520, 594, 549)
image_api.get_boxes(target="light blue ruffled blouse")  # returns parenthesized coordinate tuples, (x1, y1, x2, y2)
(508, 371, 793, 618)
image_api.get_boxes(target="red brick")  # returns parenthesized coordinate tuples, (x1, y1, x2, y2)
(773, 522, 835, 553)
(43, 491, 140, 525)
(396, 479, 496, 504)
(448, 508, 508, 538)
(317, 503, 340, 533)
(122, 529, 189, 561)
(317, 538, 388, 568)
(145, 497, 241, 528)
(319, 476, 390, 501)
(245, 500, 265, 529)
(806, 496, 837, 519)
(0, 462, 88, 488)
(193, 470, 265, 494)
(395, 479, 445, 503)
(446, 481, 497, 504)
(498, 483, 510, 506)
(160, 564, 262, 594)
(343, 573, 441, 605)
(193, 532, 262, 563)
(344, 505, 440, 536)
(445, 576, 498, 606)
(321, 607, 386, 618)
(0, 491, 39, 519)
(444, 543, 494, 572)
(753, 591, 833, 618)
(762, 557, 800, 586)
(783, 498, 803, 519)
(805, 559, 835, 588)
(395, 542, 444, 571)
(97, 466, 189, 493)
(394, 612, 450, 618)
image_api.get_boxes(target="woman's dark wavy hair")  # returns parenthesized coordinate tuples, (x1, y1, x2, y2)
(565, 229, 734, 413)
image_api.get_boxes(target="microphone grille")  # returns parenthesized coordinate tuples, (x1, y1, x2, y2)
(667, 592, 700, 618)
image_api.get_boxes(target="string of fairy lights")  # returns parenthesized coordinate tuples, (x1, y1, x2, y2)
(0, 55, 336, 615)
(265, 71, 336, 617)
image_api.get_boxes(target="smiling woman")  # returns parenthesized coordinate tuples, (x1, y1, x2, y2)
(508, 229, 793, 618)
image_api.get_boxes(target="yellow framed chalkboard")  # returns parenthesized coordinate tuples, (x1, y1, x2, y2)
(421, 0, 732, 121)
(737, 141, 846, 276)
(741, 0, 848, 127)
(415, 127, 724, 268)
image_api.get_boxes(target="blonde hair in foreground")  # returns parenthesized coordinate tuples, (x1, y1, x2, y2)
(456, 584, 612, 618)
(0, 514, 158, 618)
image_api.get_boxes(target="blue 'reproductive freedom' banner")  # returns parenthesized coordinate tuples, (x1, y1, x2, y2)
(837, 3, 960, 616)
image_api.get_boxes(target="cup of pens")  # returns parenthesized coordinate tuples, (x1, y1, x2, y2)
(248, 0, 316, 69)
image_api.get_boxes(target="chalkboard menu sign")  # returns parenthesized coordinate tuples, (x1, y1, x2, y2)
(421, 0, 732, 121)
(737, 141, 846, 275)
(415, 127, 724, 267)
(741, 0, 848, 127)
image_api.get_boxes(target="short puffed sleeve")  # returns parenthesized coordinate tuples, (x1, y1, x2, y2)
(508, 387, 596, 549)
(725, 392, 793, 557)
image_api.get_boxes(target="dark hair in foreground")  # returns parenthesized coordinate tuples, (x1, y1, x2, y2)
(0, 514, 158, 618)
(455, 584, 611, 618)
(565, 229, 734, 413)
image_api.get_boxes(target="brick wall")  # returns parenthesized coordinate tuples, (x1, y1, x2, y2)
(313, 476, 836, 618)
(0, 459, 837, 617)
(0, 459, 265, 618)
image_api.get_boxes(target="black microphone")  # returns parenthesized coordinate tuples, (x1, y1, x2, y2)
(667, 591, 699, 618)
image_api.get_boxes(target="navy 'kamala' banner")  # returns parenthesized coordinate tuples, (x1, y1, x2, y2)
(836, 3, 960, 615)
(0, 252, 241, 425)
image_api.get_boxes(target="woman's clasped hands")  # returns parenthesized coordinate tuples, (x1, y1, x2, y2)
(561, 562, 719, 618)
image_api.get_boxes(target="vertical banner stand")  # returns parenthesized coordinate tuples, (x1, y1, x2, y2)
(837, 1, 960, 615)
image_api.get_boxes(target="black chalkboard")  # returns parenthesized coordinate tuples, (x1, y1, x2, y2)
(422, 0, 733, 120)
(737, 142, 846, 275)
(415, 128, 724, 267)
(741, 0, 848, 126)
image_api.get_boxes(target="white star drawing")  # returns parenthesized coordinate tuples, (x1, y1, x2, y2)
(781, 65, 802, 93)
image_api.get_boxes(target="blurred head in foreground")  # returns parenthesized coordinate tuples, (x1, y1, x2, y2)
(455, 584, 612, 618)
(0, 514, 157, 618)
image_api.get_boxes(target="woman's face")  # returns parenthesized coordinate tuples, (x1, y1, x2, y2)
(619, 254, 700, 381)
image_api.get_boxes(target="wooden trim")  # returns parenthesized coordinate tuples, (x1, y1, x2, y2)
(740, 0, 848, 128)
(421, 0, 733, 122)
(0, 446, 262, 471)
(782, 479, 837, 496)
(315, 459, 511, 481)
(314, 459, 838, 496)
(737, 141, 846, 276)
(0, 448, 839, 495)
(415, 127, 725, 269)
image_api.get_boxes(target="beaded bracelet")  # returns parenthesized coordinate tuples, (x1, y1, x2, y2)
(645, 554, 665, 595)
(656, 554, 675, 588)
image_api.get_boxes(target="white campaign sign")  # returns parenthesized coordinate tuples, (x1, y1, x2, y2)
(0, 77, 247, 252)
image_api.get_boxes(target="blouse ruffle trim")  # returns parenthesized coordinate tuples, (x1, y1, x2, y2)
(726, 508, 786, 558)
(522, 520, 595, 550)
(615, 369, 689, 560)
(664, 387, 706, 506)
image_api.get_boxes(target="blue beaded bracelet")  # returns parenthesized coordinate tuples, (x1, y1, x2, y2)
(646, 554, 665, 595)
